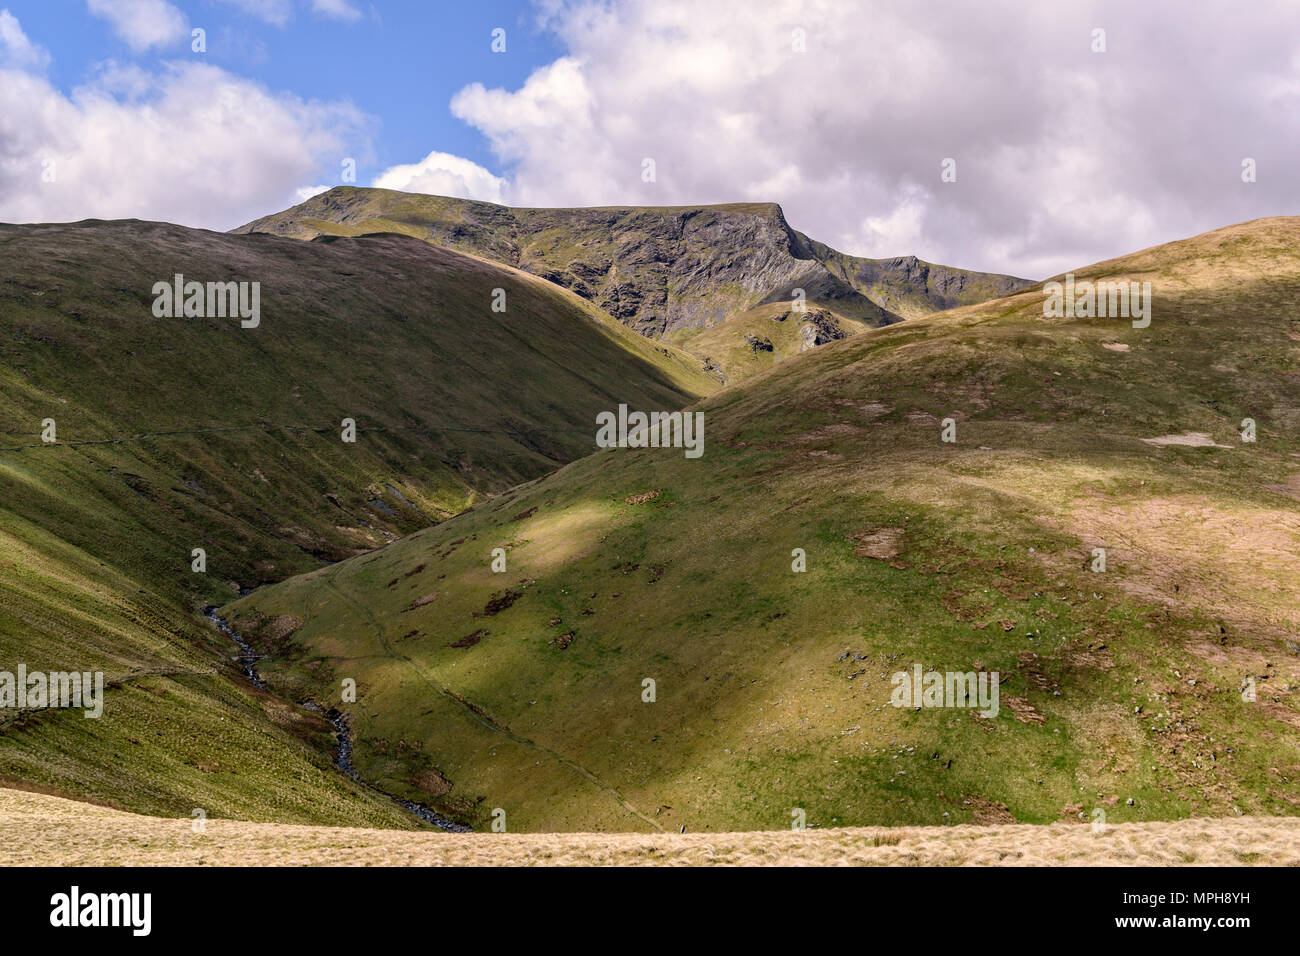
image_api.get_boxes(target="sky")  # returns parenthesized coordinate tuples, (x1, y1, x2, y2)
(1, 0, 1299, 278)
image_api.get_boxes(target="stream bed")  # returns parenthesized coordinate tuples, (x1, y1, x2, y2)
(205, 607, 470, 833)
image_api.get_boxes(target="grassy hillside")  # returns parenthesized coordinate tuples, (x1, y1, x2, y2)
(234, 187, 1031, 340)
(665, 303, 874, 383)
(230, 216, 1300, 833)
(0, 220, 712, 821)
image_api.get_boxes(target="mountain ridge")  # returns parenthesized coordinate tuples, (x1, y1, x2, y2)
(234, 186, 1033, 341)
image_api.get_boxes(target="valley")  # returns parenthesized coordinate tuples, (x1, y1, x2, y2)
(227, 216, 1299, 835)
(0, 198, 1296, 855)
(0, 217, 710, 823)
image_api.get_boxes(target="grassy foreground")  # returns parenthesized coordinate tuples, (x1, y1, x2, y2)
(0, 785, 1291, 866)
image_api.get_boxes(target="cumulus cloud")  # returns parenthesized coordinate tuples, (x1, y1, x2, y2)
(86, 0, 187, 51)
(372, 150, 508, 204)
(449, 0, 1300, 277)
(0, 9, 48, 68)
(451, 58, 606, 204)
(0, 13, 372, 230)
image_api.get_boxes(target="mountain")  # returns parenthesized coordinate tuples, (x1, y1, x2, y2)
(228, 216, 1300, 833)
(234, 187, 1032, 379)
(0, 219, 712, 819)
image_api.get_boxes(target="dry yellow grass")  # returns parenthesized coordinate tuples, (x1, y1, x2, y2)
(2, 787, 1294, 866)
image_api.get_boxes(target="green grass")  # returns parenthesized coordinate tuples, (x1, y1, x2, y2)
(231, 215, 1300, 832)
(664, 302, 875, 383)
(0, 219, 713, 823)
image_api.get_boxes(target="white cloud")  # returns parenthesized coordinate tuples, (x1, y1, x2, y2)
(312, 0, 362, 23)
(451, 57, 611, 205)
(858, 187, 928, 256)
(0, 11, 503, 230)
(0, 14, 373, 231)
(372, 150, 508, 204)
(214, 0, 293, 26)
(0, 9, 48, 69)
(294, 184, 332, 203)
(86, 0, 187, 52)
(216, 0, 362, 26)
(448, 0, 1300, 278)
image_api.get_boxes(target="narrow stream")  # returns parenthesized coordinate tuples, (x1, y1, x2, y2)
(206, 607, 265, 688)
(204, 607, 470, 833)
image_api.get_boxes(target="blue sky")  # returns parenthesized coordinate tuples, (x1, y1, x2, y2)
(4, 0, 561, 184)
(2, 1, 1300, 277)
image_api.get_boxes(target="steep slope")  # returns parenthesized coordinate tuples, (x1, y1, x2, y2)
(234, 186, 1032, 339)
(230, 217, 1300, 833)
(0, 220, 712, 820)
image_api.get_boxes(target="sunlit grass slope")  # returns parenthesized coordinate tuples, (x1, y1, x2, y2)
(232, 217, 1300, 833)
(664, 302, 874, 383)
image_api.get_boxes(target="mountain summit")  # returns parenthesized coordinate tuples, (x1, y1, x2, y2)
(235, 187, 1032, 343)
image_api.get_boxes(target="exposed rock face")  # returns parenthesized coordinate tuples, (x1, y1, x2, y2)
(797, 308, 848, 352)
(839, 254, 1028, 316)
(236, 186, 1033, 339)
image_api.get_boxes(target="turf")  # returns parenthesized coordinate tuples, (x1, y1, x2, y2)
(0, 219, 711, 823)
(230, 216, 1300, 833)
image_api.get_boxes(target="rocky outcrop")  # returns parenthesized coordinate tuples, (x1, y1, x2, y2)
(235, 186, 1034, 339)
(797, 309, 848, 351)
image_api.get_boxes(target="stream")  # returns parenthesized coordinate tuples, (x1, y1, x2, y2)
(204, 607, 471, 832)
